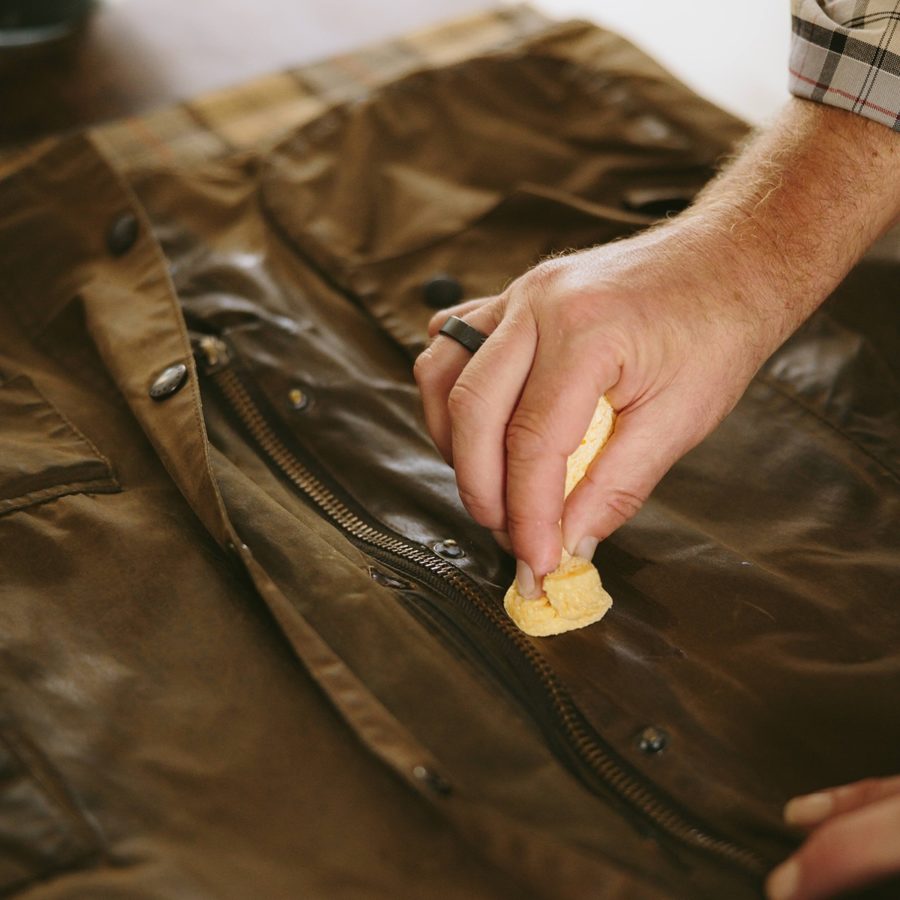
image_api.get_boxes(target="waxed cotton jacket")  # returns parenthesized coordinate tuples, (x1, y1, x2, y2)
(1, 19, 899, 900)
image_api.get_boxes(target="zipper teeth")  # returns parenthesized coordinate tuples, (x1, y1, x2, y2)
(211, 361, 767, 877)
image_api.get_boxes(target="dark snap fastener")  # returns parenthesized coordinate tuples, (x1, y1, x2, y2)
(434, 538, 465, 560)
(149, 362, 188, 400)
(637, 726, 668, 755)
(413, 765, 452, 795)
(422, 274, 463, 310)
(106, 212, 139, 257)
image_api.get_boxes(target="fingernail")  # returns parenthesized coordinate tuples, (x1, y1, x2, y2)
(516, 560, 540, 600)
(765, 859, 800, 900)
(573, 536, 599, 561)
(784, 791, 833, 827)
(492, 530, 513, 553)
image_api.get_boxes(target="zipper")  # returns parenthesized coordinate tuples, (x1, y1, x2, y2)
(193, 333, 768, 878)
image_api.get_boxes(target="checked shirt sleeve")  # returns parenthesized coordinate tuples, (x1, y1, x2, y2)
(790, 0, 900, 131)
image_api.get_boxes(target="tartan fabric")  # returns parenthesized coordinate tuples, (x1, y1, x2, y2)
(93, 4, 552, 173)
(790, 0, 900, 131)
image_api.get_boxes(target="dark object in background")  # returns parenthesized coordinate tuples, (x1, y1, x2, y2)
(0, 0, 95, 48)
(0, 0, 111, 153)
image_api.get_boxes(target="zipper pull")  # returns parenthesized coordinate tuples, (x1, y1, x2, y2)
(192, 335, 231, 375)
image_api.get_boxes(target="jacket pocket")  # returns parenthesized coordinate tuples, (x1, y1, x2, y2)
(259, 52, 715, 355)
(266, 182, 661, 356)
(0, 373, 120, 517)
(0, 723, 100, 892)
(357, 186, 660, 355)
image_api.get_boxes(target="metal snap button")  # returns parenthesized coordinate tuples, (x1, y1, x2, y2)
(287, 387, 310, 411)
(368, 567, 413, 590)
(149, 362, 188, 400)
(106, 212, 140, 257)
(412, 765, 452, 795)
(422, 274, 463, 310)
(433, 538, 465, 560)
(636, 726, 668, 755)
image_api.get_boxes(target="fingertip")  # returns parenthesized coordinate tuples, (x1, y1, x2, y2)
(515, 560, 541, 600)
(508, 523, 563, 586)
(573, 536, 599, 561)
(784, 792, 834, 828)
(765, 859, 800, 900)
(427, 309, 451, 337)
(427, 296, 498, 337)
(563, 492, 635, 551)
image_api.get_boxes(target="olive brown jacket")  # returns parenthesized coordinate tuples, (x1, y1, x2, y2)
(1, 17, 898, 900)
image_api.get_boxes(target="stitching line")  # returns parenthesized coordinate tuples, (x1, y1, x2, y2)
(756, 372, 900, 485)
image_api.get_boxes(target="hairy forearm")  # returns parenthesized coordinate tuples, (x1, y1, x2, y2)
(668, 97, 900, 352)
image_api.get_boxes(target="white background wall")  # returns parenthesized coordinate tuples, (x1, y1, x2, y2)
(530, 0, 792, 124)
(96, 0, 792, 127)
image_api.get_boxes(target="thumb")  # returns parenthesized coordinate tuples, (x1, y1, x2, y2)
(561, 400, 697, 554)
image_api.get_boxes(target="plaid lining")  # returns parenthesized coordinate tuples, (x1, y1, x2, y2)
(790, 0, 900, 130)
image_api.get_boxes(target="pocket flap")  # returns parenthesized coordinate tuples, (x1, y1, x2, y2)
(0, 374, 119, 516)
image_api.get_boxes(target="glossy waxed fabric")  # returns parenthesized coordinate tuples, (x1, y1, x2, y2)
(1, 18, 899, 900)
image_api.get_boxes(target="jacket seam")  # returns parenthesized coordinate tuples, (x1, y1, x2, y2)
(756, 370, 900, 485)
(0, 478, 122, 517)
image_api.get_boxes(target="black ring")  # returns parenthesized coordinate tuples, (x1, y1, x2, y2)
(438, 315, 488, 354)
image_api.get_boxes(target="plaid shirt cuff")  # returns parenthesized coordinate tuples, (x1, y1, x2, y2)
(789, 0, 900, 131)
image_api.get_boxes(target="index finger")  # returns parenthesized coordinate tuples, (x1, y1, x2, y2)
(505, 335, 620, 578)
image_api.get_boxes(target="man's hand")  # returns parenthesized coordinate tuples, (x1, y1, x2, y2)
(766, 777, 900, 899)
(415, 99, 900, 589)
(415, 223, 778, 592)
